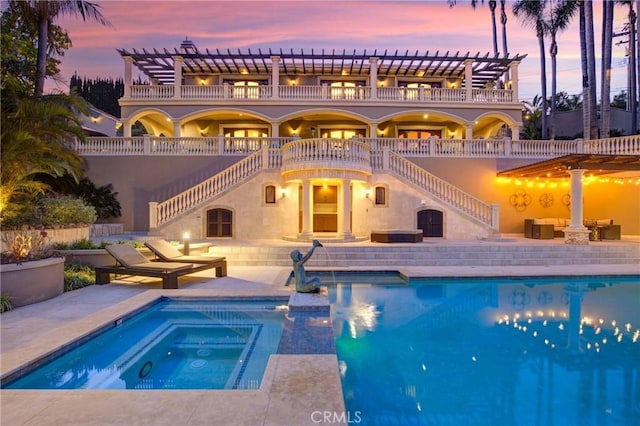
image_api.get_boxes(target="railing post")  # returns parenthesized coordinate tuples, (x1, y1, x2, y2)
(261, 144, 269, 169)
(491, 204, 500, 231)
(382, 147, 390, 171)
(143, 134, 151, 154)
(149, 202, 158, 229)
(217, 135, 225, 154)
(504, 139, 512, 157)
(575, 138, 584, 154)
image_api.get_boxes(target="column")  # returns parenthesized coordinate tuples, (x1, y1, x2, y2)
(464, 59, 473, 102)
(173, 56, 184, 99)
(369, 57, 379, 99)
(271, 122, 280, 138)
(338, 180, 354, 240)
(300, 180, 313, 239)
(509, 61, 519, 101)
(173, 121, 181, 138)
(511, 125, 520, 141)
(564, 169, 590, 245)
(122, 120, 132, 138)
(465, 124, 473, 139)
(369, 122, 378, 140)
(271, 56, 280, 98)
(123, 56, 133, 98)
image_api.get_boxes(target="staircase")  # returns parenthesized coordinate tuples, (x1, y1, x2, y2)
(206, 241, 640, 267)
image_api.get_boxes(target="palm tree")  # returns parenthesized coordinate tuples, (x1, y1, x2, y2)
(448, 0, 499, 56)
(0, 93, 87, 215)
(8, 0, 111, 97)
(582, 0, 599, 139)
(513, 0, 548, 139)
(500, 0, 508, 55)
(544, 0, 579, 140)
(620, 0, 639, 133)
(600, 0, 614, 138)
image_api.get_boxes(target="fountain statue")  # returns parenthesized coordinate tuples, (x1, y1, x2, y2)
(289, 239, 323, 293)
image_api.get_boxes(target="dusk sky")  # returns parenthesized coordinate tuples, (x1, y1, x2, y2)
(45, 0, 631, 103)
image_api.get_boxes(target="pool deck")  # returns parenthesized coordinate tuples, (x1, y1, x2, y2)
(1, 238, 639, 425)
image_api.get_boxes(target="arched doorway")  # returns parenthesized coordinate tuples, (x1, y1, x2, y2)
(417, 209, 443, 238)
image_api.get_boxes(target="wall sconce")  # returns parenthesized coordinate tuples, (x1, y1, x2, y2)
(200, 79, 206, 86)
(90, 116, 101, 123)
(280, 187, 287, 198)
(365, 189, 371, 199)
(182, 232, 190, 255)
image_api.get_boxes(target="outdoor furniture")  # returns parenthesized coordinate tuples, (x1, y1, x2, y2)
(371, 229, 423, 243)
(95, 244, 223, 289)
(144, 239, 227, 276)
(585, 219, 622, 241)
(524, 218, 569, 239)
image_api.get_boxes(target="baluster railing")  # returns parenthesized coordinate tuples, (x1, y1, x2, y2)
(387, 151, 496, 228)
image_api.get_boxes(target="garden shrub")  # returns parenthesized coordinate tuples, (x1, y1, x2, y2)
(38, 196, 97, 227)
(64, 263, 95, 291)
(0, 294, 13, 313)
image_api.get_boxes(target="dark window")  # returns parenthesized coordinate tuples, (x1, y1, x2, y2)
(265, 185, 276, 204)
(207, 208, 232, 237)
(375, 186, 386, 205)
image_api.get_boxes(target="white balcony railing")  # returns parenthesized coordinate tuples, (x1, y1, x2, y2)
(125, 84, 513, 104)
(281, 138, 371, 174)
(79, 136, 640, 158)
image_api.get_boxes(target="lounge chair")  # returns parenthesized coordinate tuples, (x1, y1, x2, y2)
(95, 244, 225, 289)
(144, 240, 227, 276)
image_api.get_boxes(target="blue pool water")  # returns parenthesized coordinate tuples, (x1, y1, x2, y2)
(323, 273, 640, 426)
(4, 298, 288, 390)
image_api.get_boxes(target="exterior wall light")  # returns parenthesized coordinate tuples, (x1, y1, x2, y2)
(280, 187, 287, 198)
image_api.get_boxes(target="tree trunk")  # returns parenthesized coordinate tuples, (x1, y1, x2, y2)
(585, 0, 599, 139)
(538, 30, 548, 140)
(35, 16, 49, 97)
(631, 5, 638, 133)
(600, 0, 613, 138)
(580, 2, 589, 139)
(550, 38, 558, 140)
(490, 1, 499, 56)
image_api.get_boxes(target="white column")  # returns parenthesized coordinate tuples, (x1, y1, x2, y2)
(511, 125, 520, 141)
(564, 169, 590, 245)
(271, 56, 280, 98)
(369, 57, 378, 99)
(465, 124, 473, 139)
(122, 120, 132, 138)
(173, 121, 181, 138)
(173, 56, 184, 99)
(568, 169, 587, 230)
(300, 180, 313, 239)
(464, 59, 473, 102)
(509, 61, 520, 101)
(271, 122, 280, 138)
(369, 122, 378, 139)
(123, 56, 133, 98)
(338, 180, 353, 239)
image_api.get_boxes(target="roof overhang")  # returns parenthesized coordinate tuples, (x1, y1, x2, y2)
(496, 154, 640, 179)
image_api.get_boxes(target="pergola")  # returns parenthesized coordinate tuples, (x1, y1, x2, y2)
(497, 154, 640, 178)
(118, 40, 527, 87)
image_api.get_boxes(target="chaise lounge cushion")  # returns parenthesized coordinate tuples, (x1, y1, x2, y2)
(105, 244, 193, 273)
(144, 239, 226, 264)
(533, 218, 570, 231)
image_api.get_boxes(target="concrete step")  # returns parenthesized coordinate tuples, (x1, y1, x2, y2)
(205, 243, 640, 267)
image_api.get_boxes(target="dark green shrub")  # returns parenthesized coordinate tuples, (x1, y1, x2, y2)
(53, 239, 112, 250)
(64, 263, 95, 291)
(0, 294, 13, 313)
(38, 196, 97, 226)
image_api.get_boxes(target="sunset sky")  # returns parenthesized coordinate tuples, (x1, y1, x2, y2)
(47, 0, 631, 103)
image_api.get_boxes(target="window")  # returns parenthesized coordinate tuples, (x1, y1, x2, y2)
(375, 186, 386, 205)
(225, 80, 263, 99)
(207, 208, 232, 237)
(320, 129, 366, 139)
(265, 185, 276, 204)
(328, 81, 365, 99)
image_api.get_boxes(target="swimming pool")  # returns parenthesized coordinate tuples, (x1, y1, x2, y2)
(322, 272, 640, 426)
(3, 298, 289, 390)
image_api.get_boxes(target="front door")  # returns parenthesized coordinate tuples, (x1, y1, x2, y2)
(417, 209, 443, 237)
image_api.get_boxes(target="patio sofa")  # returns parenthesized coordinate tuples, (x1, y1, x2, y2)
(524, 218, 621, 240)
(524, 218, 569, 239)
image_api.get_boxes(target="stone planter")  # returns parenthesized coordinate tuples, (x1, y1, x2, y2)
(0, 257, 65, 308)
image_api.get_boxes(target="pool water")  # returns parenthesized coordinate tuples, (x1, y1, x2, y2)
(323, 273, 640, 426)
(4, 298, 288, 390)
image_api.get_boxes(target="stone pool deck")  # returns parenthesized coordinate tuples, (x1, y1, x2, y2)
(1, 238, 639, 425)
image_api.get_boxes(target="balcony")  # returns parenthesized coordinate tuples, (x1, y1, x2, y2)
(123, 84, 514, 104)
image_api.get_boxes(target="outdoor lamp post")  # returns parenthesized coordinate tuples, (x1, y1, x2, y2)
(182, 232, 190, 255)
